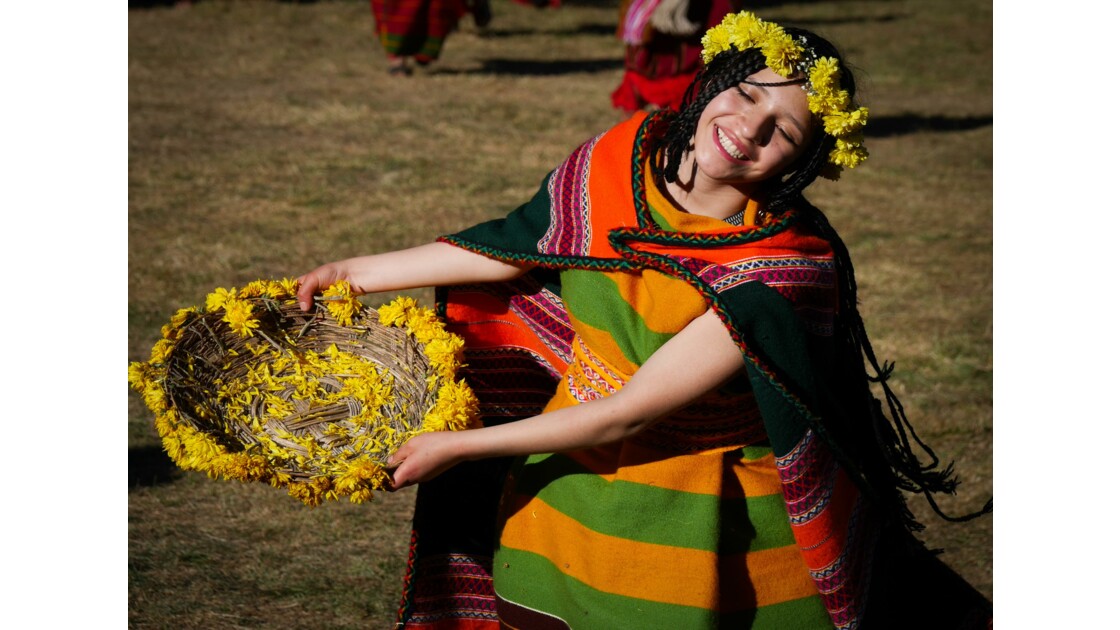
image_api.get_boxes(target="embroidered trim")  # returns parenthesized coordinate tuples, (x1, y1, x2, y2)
(539, 132, 603, 256)
(437, 234, 633, 273)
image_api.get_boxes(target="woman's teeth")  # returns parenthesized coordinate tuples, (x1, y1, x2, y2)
(717, 128, 747, 160)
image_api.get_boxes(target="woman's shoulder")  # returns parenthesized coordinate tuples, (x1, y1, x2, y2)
(581, 111, 662, 156)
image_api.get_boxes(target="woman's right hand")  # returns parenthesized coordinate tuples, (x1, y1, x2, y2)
(296, 261, 357, 312)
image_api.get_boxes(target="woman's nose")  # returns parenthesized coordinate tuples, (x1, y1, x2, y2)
(738, 109, 773, 145)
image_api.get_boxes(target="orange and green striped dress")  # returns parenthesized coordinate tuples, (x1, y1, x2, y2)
(397, 112, 880, 629)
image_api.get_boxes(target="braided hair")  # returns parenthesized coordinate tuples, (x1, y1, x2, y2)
(653, 26, 991, 532)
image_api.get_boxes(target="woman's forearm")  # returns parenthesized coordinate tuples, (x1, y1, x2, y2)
(297, 241, 527, 309)
(348, 242, 528, 291)
(387, 388, 650, 490)
(457, 390, 645, 460)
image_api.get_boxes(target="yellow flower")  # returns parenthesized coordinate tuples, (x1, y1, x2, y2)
(829, 140, 869, 169)
(216, 453, 270, 481)
(823, 107, 869, 137)
(288, 482, 316, 506)
(182, 430, 225, 461)
(807, 57, 841, 92)
(162, 433, 187, 465)
(725, 12, 761, 51)
(153, 410, 177, 438)
(408, 314, 447, 345)
(378, 296, 419, 328)
(808, 90, 851, 119)
(161, 318, 191, 341)
(162, 308, 196, 340)
(424, 380, 480, 432)
(288, 477, 333, 507)
(424, 336, 466, 379)
(322, 281, 363, 327)
(349, 488, 375, 504)
(238, 280, 270, 298)
(128, 362, 152, 391)
(278, 277, 300, 298)
(142, 382, 168, 413)
(222, 299, 260, 337)
(269, 471, 292, 488)
(759, 25, 801, 76)
(149, 338, 175, 364)
(205, 287, 238, 312)
(170, 306, 198, 328)
(335, 459, 388, 495)
(700, 28, 732, 64)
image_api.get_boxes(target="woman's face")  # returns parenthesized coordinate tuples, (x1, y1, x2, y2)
(687, 67, 815, 191)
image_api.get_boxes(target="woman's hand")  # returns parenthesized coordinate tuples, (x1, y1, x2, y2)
(387, 431, 466, 490)
(296, 262, 357, 311)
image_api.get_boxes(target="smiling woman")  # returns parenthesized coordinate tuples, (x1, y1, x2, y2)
(294, 10, 991, 630)
(674, 67, 815, 216)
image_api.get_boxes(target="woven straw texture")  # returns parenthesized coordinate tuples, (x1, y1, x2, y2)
(128, 283, 477, 506)
(168, 299, 430, 476)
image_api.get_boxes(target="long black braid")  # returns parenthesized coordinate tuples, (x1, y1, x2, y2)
(653, 26, 991, 532)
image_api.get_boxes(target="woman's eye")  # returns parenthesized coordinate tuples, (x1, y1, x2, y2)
(778, 127, 798, 146)
(736, 86, 754, 102)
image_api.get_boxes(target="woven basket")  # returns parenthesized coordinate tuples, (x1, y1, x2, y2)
(128, 281, 477, 506)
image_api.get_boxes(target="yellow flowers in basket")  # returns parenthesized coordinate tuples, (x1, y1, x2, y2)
(127, 279, 479, 506)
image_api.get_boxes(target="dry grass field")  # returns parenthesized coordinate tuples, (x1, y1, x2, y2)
(128, 0, 992, 627)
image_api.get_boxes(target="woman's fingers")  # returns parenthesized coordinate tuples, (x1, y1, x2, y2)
(295, 266, 335, 311)
(388, 433, 455, 490)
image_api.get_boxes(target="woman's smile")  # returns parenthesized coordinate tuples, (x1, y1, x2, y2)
(714, 126, 750, 162)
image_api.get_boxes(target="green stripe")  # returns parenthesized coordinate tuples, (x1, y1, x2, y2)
(645, 198, 677, 231)
(751, 595, 835, 629)
(493, 547, 833, 629)
(516, 452, 797, 553)
(742, 444, 775, 461)
(561, 269, 677, 365)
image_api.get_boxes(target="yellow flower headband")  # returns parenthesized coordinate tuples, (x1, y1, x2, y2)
(700, 11, 869, 177)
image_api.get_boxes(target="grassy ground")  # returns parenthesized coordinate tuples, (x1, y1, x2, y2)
(128, 0, 992, 626)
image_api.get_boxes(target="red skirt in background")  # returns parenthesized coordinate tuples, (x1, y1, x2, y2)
(610, 0, 735, 113)
(371, 0, 467, 61)
(610, 65, 698, 113)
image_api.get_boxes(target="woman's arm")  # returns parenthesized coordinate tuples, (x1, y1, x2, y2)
(387, 308, 745, 488)
(296, 242, 529, 310)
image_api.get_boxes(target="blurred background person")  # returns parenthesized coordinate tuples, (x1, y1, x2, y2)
(610, 0, 739, 115)
(372, 0, 488, 75)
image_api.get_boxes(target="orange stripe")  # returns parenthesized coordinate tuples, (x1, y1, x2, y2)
(567, 322, 638, 376)
(607, 268, 707, 335)
(790, 470, 860, 571)
(500, 497, 819, 610)
(445, 289, 570, 374)
(644, 163, 763, 233)
(585, 115, 644, 259)
(556, 440, 784, 499)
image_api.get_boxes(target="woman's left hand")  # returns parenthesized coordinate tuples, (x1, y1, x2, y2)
(387, 432, 465, 490)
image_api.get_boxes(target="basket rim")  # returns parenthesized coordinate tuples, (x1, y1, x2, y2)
(128, 282, 478, 506)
